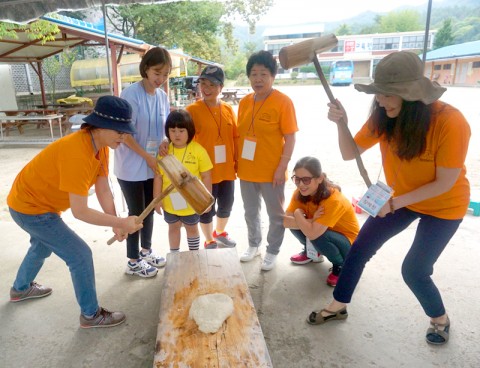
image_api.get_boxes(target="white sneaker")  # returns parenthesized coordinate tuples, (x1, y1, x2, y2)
(141, 249, 166, 268)
(240, 247, 260, 262)
(261, 253, 277, 271)
(125, 259, 158, 278)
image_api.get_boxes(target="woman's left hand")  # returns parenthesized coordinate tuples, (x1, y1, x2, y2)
(272, 166, 286, 188)
(377, 202, 391, 218)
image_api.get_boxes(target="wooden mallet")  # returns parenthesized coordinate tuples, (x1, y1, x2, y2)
(107, 154, 214, 245)
(279, 34, 372, 188)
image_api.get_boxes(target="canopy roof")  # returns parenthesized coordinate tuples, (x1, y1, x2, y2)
(0, 14, 149, 63)
(0, 1, 168, 23)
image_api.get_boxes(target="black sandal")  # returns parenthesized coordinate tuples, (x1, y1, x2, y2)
(426, 316, 450, 345)
(306, 307, 348, 325)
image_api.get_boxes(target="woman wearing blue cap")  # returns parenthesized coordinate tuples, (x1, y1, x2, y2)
(8, 95, 143, 328)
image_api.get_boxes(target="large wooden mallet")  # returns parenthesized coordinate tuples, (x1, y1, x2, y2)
(107, 154, 214, 245)
(279, 34, 372, 188)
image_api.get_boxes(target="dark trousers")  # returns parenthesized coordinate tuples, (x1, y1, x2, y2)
(117, 178, 154, 259)
(333, 207, 462, 318)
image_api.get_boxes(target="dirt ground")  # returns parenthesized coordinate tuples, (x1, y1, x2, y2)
(0, 85, 479, 368)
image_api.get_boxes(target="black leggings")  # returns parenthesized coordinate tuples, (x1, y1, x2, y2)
(117, 178, 154, 259)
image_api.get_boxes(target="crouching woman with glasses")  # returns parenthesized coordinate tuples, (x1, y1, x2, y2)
(284, 156, 360, 288)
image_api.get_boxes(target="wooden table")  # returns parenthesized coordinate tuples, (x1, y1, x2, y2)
(153, 248, 272, 368)
(0, 113, 63, 141)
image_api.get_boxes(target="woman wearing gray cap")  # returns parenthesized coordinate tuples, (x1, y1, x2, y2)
(8, 96, 142, 328)
(311, 51, 470, 346)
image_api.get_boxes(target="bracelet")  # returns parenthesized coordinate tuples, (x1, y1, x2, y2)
(281, 154, 291, 160)
(389, 197, 395, 214)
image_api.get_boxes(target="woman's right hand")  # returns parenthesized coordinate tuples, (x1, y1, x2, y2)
(327, 99, 348, 125)
(123, 216, 143, 234)
(158, 140, 169, 156)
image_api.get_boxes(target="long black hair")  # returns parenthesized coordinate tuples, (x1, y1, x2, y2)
(294, 156, 341, 205)
(368, 99, 432, 160)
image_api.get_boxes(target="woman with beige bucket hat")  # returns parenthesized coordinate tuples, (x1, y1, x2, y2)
(310, 51, 471, 346)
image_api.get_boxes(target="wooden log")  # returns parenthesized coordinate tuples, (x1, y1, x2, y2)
(153, 248, 272, 367)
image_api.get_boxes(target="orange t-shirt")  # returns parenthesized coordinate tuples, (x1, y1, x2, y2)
(286, 188, 359, 244)
(355, 101, 470, 220)
(7, 130, 108, 215)
(186, 100, 238, 184)
(237, 89, 298, 182)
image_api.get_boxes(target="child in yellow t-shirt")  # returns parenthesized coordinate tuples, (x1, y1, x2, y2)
(154, 110, 213, 252)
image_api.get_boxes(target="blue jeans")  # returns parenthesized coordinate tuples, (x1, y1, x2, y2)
(9, 208, 98, 316)
(333, 207, 462, 318)
(290, 229, 351, 266)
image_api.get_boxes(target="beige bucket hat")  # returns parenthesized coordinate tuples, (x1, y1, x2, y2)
(354, 51, 446, 105)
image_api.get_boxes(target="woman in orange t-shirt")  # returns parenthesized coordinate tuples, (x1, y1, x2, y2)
(7, 96, 142, 328)
(237, 50, 298, 272)
(284, 157, 359, 287)
(313, 51, 470, 347)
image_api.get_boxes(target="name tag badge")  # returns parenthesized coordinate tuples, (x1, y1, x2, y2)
(170, 191, 188, 211)
(357, 181, 393, 217)
(306, 238, 319, 260)
(214, 145, 226, 164)
(241, 137, 256, 161)
(146, 138, 160, 157)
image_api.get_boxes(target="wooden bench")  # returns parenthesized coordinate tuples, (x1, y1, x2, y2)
(221, 88, 251, 104)
(153, 248, 272, 367)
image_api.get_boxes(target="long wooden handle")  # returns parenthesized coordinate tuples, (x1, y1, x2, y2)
(312, 57, 372, 188)
(107, 184, 175, 245)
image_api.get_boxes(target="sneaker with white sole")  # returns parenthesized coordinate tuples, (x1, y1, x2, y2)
(10, 281, 52, 302)
(213, 231, 236, 247)
(140, 249, 166, 268)
(261, 252, 277, 271)
(240, 246, 260, 262)
(125, 259, 158, 278)
(80, 307, 126, 329)
(290, 251, 325, 265)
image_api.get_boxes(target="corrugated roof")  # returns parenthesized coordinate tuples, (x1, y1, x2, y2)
(423, 40, 480, 60)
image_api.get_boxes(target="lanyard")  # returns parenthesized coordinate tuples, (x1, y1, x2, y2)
(247, 90, 272, 136)
(143, 81, 159, 137)
(204, 100, 222, 140)
(173, 142, 189, 163)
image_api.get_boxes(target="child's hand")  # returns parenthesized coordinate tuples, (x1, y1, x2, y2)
(155, 203, 163, 215)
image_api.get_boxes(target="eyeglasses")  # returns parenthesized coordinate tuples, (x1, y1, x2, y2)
(291, 175, 315, 185)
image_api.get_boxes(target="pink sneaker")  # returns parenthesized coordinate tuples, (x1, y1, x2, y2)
(326, 272, 339, 287)
(290, 252, 324, 265)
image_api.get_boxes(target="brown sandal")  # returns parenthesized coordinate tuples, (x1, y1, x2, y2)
(307, 307, 348, 325)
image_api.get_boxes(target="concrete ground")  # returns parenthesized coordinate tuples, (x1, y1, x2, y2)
(1, 85, 479, 367)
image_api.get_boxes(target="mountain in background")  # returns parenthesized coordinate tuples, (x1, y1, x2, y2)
(233, 0, 479, 51)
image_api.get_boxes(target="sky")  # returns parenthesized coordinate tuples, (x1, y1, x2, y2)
(255, 0, 443, 26)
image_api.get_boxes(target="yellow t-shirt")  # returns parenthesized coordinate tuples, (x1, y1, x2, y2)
(7, 130, 108, 215)
(157, 141, 213, 216)
(355, 101, 470, 219)
(237, 89, 298, 182)
(286, 188, 359, 244)
(186, 100, 238, 184)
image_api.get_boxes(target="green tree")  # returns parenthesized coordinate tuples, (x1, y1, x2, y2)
(378, 10, 422, 33)
(453, 16, 480, 43)
(42, 48, 79, 102)
(336, 24, 352, 36)
(0, 18, 59, 44)
(433, 18, 454, 49)
(106, 0, 273, 62)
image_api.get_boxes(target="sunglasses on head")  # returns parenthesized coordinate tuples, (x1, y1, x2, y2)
(291, 175, 315, 185)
